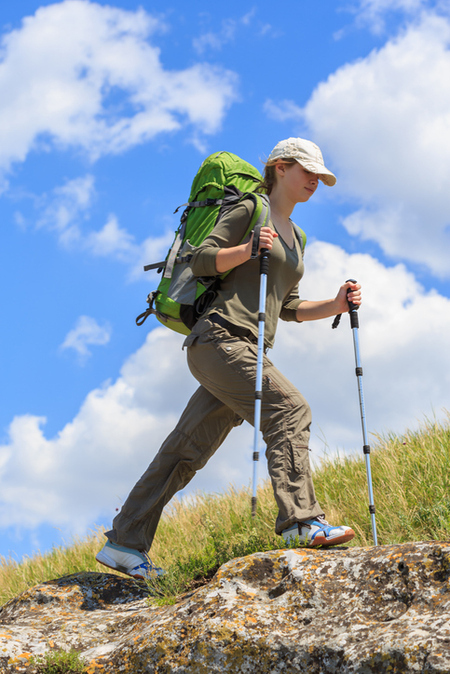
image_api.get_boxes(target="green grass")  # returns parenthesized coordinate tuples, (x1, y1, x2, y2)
(314, 414, 450, 546)
(30, 648, 86, 673)
(2, 415, 450, 607)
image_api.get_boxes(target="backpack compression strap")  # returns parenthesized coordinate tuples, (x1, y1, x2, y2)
(173, 189, 271, 266)
(143, 192, 271, 275)
(144, 192, 251, 275)
(173, 197, 225, 214)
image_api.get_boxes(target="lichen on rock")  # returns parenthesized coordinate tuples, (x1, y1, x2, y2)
(1, 542, 450, 673)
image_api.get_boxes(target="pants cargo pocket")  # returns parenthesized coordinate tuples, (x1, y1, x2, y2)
(290, 444, 310, 475)
(263, 373, 297, 409)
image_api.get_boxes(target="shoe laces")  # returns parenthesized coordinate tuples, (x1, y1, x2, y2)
(143, 551, 165, 577)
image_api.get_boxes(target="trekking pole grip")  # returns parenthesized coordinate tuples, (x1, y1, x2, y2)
(259, 248, 270, 275)
(346, 278, 359, 329)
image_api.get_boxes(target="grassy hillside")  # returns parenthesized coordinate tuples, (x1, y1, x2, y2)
(1, 416, 450, 606)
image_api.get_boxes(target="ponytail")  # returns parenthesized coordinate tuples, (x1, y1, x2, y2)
(256, 159, 297, 195)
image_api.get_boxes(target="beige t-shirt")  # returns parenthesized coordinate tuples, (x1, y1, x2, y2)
(189, 199, 305, 349)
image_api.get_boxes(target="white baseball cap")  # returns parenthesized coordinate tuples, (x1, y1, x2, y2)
(267, 137, 336, 186)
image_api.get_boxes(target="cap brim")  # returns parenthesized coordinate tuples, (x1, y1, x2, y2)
(295, 159, 336, 186)
(318, 173, 336, 187)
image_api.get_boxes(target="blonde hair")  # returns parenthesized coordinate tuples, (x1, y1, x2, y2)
(257, 159, 298, 195)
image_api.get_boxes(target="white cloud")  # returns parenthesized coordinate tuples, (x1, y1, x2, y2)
(263, 99, 303, 123)
(60, 315, 111, 362)
(0, 328, 255, 532)
(2, 243, 450, 535)
(85, 214, 136, 262)
(128, 229, 178, 283)
(350, 0, 431, 33)
(33, 173, 176, 275)
(37, 174, 95, 246)
(83, 214, 178, 282)
(273, 241, 450, 451)
(298, 12, 450, 278)
(0, 0, 238, 176)
(193, 9, 257, 54)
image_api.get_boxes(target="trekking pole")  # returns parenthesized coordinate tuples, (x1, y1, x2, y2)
(345, 279, 378, 546)
(251, 248, 270, 518)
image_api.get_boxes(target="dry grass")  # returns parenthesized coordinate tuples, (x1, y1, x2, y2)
(2, 415, 450, 606)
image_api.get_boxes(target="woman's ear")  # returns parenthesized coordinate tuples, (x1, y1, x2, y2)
(274, 162, 287, 178)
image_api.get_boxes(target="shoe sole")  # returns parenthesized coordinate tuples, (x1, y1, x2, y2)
(95, 551, 146, 580)
(309, 528, 355, 547)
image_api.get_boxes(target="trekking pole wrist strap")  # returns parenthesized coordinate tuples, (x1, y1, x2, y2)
(251, 224, 262, 259)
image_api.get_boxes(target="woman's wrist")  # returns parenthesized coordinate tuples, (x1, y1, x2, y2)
(296, 298, 341, 322)
(215, 242, 251, 274)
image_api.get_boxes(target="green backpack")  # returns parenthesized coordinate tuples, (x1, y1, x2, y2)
(136, 151, 306, 335)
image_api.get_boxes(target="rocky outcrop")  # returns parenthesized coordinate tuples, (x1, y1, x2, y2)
(1, 541, 450, 673)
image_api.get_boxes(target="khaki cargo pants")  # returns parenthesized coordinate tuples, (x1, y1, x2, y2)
(107, 318, 324, 552)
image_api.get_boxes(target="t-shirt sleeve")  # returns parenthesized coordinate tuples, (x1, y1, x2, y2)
(189, 200, 254, 277)
(280, 284, 304, 322)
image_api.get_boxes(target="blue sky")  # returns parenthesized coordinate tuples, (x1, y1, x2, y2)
(2, 0, 450, 563)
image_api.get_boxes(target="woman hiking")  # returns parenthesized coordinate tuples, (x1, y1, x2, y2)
(96, 137, 362, 579)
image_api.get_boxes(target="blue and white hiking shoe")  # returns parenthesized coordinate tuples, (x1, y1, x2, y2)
(95, 540, 164, 580)
(282, 515, 355, 548)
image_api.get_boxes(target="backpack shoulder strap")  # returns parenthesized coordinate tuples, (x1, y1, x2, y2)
(241, 193, 271, 259)
(239, 195, 306, 259)
(292, 223, 307, 257)
(217, 193, 270, 281)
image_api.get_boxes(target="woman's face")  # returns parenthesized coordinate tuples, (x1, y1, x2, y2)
(277, 162, 319, 203)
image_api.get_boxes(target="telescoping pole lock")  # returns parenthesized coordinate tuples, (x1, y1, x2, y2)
(333, 279, 378, 546)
